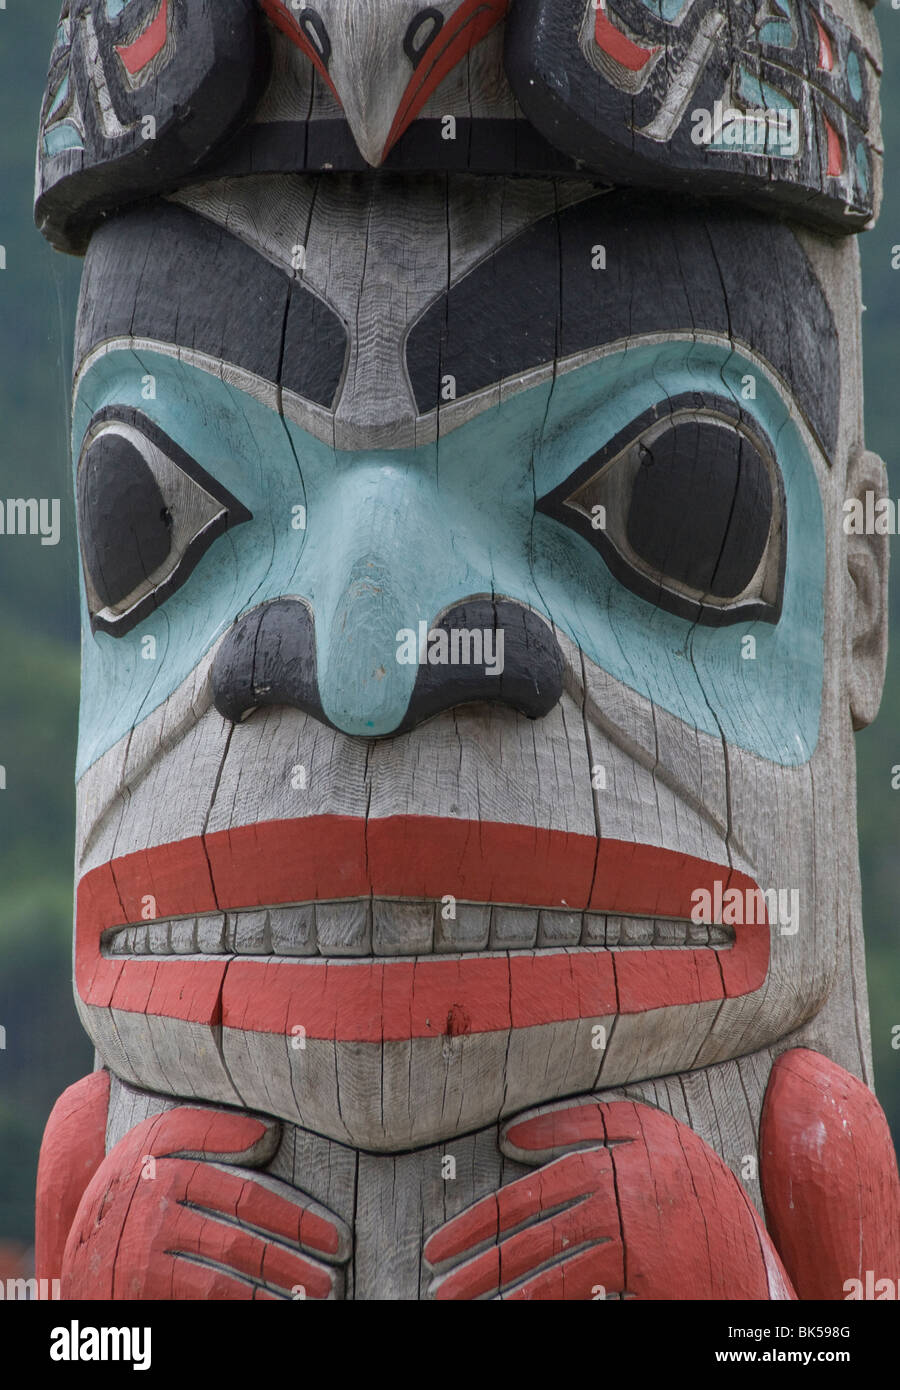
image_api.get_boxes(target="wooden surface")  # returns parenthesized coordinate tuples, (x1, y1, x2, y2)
(34, 1070, 110, 1287)
(33, 0, 898, 1300)
(36, 0, 882, 249)
(760, 1049, 900, 1299)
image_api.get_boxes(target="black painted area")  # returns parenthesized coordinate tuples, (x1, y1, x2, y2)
(75, 203, 348, 408)
(407, 190, 839, 461)
(78, 433, 171, 609)
(212, 599, 321, 725)
(626, 420, 772, 598)
(211, 597, 564, 734)
(202, 118, 579, 179)
(399, 598, 565, 732)
(212, 600, 322, 728)
(281, 289, 350, 407)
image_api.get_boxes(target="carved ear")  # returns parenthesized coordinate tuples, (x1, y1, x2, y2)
(845, 446, 889, 731)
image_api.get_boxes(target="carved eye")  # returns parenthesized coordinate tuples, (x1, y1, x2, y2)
(537, 401, 786, 626)
(77, 408, 251, 637)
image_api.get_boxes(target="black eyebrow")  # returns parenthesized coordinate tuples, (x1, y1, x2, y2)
(74, 202, 348, 409)
(406, 190, 839, 460)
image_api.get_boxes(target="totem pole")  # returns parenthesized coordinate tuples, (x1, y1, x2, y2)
(32, 0, 900, 1300)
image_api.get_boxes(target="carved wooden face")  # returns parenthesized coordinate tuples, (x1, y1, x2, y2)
(70, 173, 864, 1148)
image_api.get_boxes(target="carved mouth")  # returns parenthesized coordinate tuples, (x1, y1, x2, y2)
(77, 817, 769, 1031)
(101, 899, 735, 959)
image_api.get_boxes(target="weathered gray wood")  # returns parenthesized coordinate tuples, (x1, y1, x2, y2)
(37, 0, 895, 1303)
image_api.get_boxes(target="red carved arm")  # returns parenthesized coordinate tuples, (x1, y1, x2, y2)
(760, 1048, 900, 1299)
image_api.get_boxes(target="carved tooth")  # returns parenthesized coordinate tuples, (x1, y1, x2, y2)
(130, 922, 151, 956)
(492, 907, 540, 949)
(687, 920, 710, 945)
(618, 917, 655, 946)
(536, 910, 581, 946)
(653, 920, 686, 946)
(233, 908, 271, 955)
(708, 923, 732, 945)
(196, 913, 227, 954)
(604, 917, 621, 946)
(169, 918, 197, 954)
(434, 903, 491, 953)
(316, 900, 372, 956)
(372, 900, 434, 956)
(581, 913, 607, 945)
(269, 904, 317, 956)
(146, 921, 170, 954)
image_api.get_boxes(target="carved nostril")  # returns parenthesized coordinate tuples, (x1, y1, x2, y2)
(397, 598, 565, 733)
(295, 8, 332, 67)
(211, 598, 323, 725)
(404, 8, 445, 64)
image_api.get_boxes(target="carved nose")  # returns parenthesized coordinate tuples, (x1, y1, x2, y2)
(210, 597, 564, 735)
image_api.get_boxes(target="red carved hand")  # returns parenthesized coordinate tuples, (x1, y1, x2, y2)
(425, 1099, 794, 1300)
(60, 1106, 350, 1300)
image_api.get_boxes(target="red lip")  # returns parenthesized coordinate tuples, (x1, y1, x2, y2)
(76, 816, 769, 1040)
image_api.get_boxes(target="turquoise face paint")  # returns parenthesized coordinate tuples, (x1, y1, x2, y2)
(72, 338, 824, 775)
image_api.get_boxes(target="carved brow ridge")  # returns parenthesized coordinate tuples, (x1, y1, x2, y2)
(406, 191, 838, 460)
(75, 193, 838, 461)
(74, 201, 348, 410)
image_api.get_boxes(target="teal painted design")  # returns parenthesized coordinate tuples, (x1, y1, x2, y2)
(847, 49, 862, 102)
(736, 69, 792, 114)
(635, 0, 689, 20)
(756, 0, 795, 48)
(72, 340, 824, 775)
(46, 75, 69, 121)
(707, 70, 798, 157)
(43, 123, 85, 156)
(105, 0, 132, 16)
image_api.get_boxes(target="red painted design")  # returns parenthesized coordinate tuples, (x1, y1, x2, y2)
(426, 1100, 794, 1299)
(115, 0, 169, 76)
(824, 116, 843, 176)
(814, 15, 834, 72)
(76, 818, 770, 1038)
(760, 1049, 900, 1300)
(60, 1107, 346, 1299)
(35, 1071, 110, 1288)
(383, 0, 510, 161)
(258, 0, 340, 99)
(593, 6, 659, 74)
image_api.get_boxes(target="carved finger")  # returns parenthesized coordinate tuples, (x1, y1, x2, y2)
(181, 1162, 351, 1263)
(427, 1185, 623, 1300)
(424, 1146, 614, 1270)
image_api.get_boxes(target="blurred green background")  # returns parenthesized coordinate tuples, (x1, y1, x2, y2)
(0, 3, 898, 1251)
